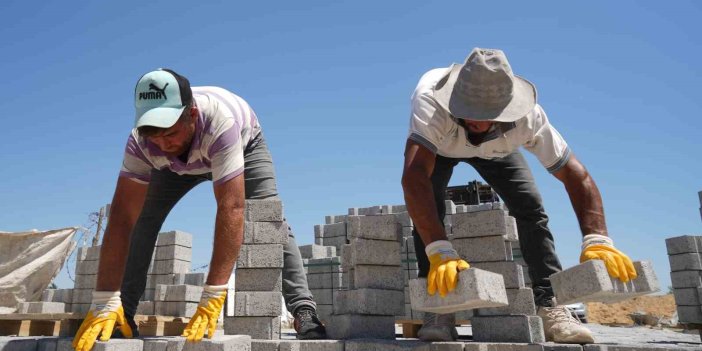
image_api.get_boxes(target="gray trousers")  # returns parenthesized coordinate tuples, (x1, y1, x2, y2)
(412, 151, 563, 307)
(120, 133, 315, 320)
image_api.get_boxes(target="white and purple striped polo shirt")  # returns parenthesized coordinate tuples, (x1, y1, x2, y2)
(120, 86, 261, 186)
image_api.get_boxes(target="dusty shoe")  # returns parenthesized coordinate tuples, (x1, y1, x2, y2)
(417, 312, 458, 341)
(538, 305, 594, 343)
(294, 307, 327, 340)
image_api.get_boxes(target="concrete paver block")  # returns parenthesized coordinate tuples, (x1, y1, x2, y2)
(71, 303, 90, 314)
(394, 212, 413, 227)
(72, 289, 92, 304)
(665, 235, 700, 255)
(237, 244, 284, 268)
(326, 314, 396, 339)
(673, 287, 702, 306)
(333, 289, 404, 315)
(309, 289, 334, 305)
(410, 268, 508, 314)
(451, 236, 513, 262)
(299, 244, 336, 259)
(279, 340, 345, 351)
(157, 231, 193, 248)
(352, 265, 404, 290)
(142, 336, 251, 351)
(151, 259, 190, 274)
(316, 222, 347, 238)
(154, 301, 198, 316)
(16, 302, 66, 314)
(464, 344, 543, 351)
(236, 268, 282, 291)
(245, 221, 289, 244)
(320, 235, 348, 251)
(677, 305, 702, 323)
(245, 199, 284, 222)
(137, 301, 155, 315)
(306, 257, 343, 274)
(668, 252, 702, 271)
(252, 340, 281, 351)
(224, 316, 281, 339)
(346, 215, 399, 241)
(307, 272, 345, 290)
(551, 260, 660, 304)
(345, 238, 401, 266)
(154, 284, 203, 302)
(234, 291, 283, 316)
(476, 287, 536, 316)
(325, 215, 348, 224)
(77, 245, 102, 261)
(471, 261, 526, 289)
(345, 339, 431, 351)
(451, 210, 518, 241)
(185, 272, 206, 286)
(671, 270, 702, 288)
(471, 315, 545, 343)
(74, 274, 96, 289)
(155, 245, 192, 261)
(75, 261, 99, 275)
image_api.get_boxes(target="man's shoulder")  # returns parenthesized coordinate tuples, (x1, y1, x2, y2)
(414, 67, 451, 94)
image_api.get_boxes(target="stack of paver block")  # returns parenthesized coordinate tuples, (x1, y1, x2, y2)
(327, 211, 404, 339)
(144, 230, 195, 317)
(224, 199, 287, 340)
(314, 215, 349, 253)
(299, 244, 340, 322)
(447, 203, 545, 343)
(71, 245, 102, 314)
(38, 288, 73, 313)
(667, 235, 702, 324)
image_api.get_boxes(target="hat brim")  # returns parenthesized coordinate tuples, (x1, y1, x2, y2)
(433, 64, 537, 122)
(135, 106, 185, 129)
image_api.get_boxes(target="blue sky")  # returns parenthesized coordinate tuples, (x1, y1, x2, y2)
(0, 1, 700, 293)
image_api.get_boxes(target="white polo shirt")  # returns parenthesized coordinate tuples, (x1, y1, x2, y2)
(408, 68, 571, 173)
(120, 86, 262, 185)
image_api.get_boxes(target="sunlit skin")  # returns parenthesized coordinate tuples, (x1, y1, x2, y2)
(147, 107, 198, 157)
(463, 119, 494, 134)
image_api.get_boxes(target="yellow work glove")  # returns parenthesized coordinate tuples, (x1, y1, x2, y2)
(72, 291, 132, 351)
(425, 240, 470, 298)
(182, 284, 227, 342)
(580, 234, 637, 283)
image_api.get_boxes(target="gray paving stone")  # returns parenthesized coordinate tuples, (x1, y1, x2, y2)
(142, 335, 251, 351)
(326, 314, 396, 339)
(552, 260, 660, 304)
(471, 315, 545, 343)
(185, 272, 206, 286)
(671, 270, 702, 288)
(89, 339, 145, 351)
(236, 268, 283, 291)
(451, 236, 513, 262)
(395, 212, 413, 227)
(451, 209, 518, 241)
(464, 344, 543, 351)
(16, 302, 65, 314)
(673, 287, 702, 306)
(471, 261, 526, 289)
(224, 316, 281, 339)
(307, 272, 345, 290)
(37, 337, 60, 351)
(234, 291, 283, 316)
(345, 339, 430, 350)
(345, 238, 401, 266)
(71, 303, 90, 314)
(333, 289, 404, 315)
(319, 235, 349, 251)
(352, 265, 404, 290)
(74, 274, 97, 289)
(279, 340, 345, 351)
(666, 235, 701, 255)
(0, 337, 39, 351)
(77, 245, 102, 261)
(306, 257, 343, 274)
(237, 244, 284, 268)
(151, 259, 190, 274)
(541, 343, 583, 350)
(316, 223, 347, 238)
(245, 221, 289, 244)
(346, 215, 399, 241)
(410, 268, 508, 314)
(72, 289, 93, 304)
(154, 284, 203, 302)
(137, 300, 155, 315)
(309, 289, 334, 305)
(677, 305, 702, 323)
(476, 287, 536, 316)
(75, 260, 99, 275)
(154, 301, 198, 316)
(325, 215, 348, 224)
(157, 231, 193, 248)
(245, 199, 284, 222)
(669, 253, 702, 271)
(299, 244, 336, 259)
(428, 342, 465, 351)
(155, 244, 192, 261)
(252, 339, 281, 351)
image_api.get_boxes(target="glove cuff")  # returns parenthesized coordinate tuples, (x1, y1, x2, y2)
(582, 233, 613, 250)
(425, 240, 453, 256)
(91, 291, 121, 311)
(201, 284, 228, 302)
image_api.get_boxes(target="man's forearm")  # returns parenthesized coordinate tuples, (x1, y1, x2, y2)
(564, 172, 607, 236)
(207, 206, 244, 285)
(402, 172, 448, 245)
(95, 218, 134, 291)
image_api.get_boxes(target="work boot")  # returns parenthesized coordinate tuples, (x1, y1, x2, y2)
(537, 304, 594, 344)
(294, 307, 327, 340)
(417, 312, 458, 341)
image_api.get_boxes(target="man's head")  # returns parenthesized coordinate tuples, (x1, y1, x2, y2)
(433, 48, 537, 123)
(134, 69, 197, 156)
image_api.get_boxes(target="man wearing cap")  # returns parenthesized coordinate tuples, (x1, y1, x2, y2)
(401, 48, 637, 343)
(72, 69, 326, 351)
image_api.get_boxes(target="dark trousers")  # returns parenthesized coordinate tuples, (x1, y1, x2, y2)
(120, 134, 315, 320)
(412, 151, 562, 306)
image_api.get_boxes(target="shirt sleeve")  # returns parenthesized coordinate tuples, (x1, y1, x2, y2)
(408, 92, 449, 154)
(119, 132, 153, 184)
(523, 105, 571, 173)
(209, 121, 245, 186)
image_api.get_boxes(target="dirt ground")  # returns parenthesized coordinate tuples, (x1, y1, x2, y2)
(586, 294, 678, 325)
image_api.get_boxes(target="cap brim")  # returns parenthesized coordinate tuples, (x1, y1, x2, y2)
(434, 65, 537, 122)
(135, 106, 185, 128)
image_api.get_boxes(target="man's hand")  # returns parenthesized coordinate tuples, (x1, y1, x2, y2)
(580, 234, 637, 282)
(181, 284, 227, 342)
(72, 291, 132, 351)
(425, 240, 470, 297)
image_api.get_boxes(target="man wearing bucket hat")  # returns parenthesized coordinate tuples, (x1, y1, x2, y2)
(401, 48, 637, 343)
(72, 69, 326, 351)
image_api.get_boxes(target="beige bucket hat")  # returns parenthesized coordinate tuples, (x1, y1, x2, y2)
(433, 48, 537, 122)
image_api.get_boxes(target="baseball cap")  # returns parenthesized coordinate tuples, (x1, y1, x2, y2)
(134, 68, 193, 128)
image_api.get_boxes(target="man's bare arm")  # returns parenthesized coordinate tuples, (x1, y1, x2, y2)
(552, 154, 607, 236)
(96, 177, 148, 291)
(208, 173, 246, 285)
(401, 139, 447, 245)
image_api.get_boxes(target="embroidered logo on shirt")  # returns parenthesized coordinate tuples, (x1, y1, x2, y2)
(139, 83, 169, 100)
